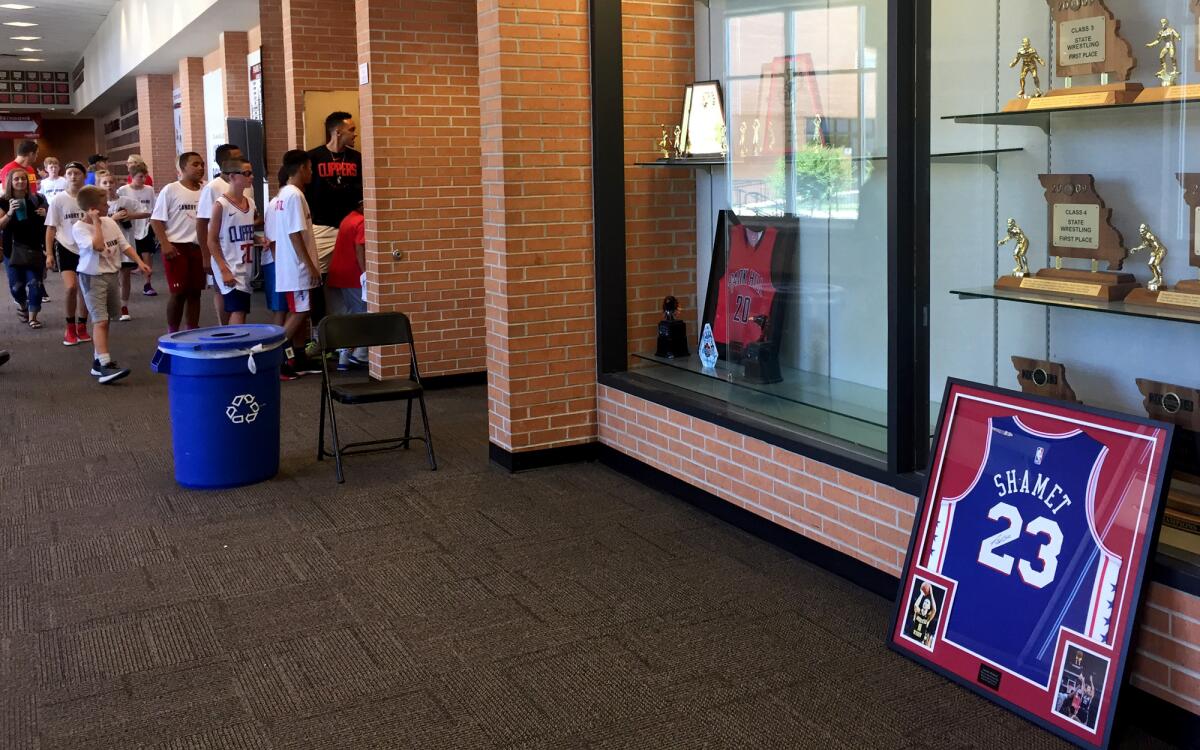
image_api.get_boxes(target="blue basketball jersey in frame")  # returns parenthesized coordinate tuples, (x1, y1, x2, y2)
(928, 415, 1120, 688)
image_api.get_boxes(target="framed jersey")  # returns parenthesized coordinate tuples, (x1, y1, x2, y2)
(889, 380, 1173, 750)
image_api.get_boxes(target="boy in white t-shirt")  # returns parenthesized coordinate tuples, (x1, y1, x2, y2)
(71, 186, 150, 384)
(45, 161, 90, 346)
(150, 152, 206, 333)
(261, 185, 288, 330)
(118, 162, 157, 297)
(206, 158, 258, 325)
(38, 157, 67, 199)
(98, 171, 147, 321)
(272, 150, 321, 380)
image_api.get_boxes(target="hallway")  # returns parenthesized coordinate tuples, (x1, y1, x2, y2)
(0, 279, 1169, 748)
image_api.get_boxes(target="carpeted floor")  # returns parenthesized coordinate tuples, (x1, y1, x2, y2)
(0, 276, 1178, 749)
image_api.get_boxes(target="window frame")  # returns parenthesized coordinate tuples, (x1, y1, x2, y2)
(589, 0, 931, 492)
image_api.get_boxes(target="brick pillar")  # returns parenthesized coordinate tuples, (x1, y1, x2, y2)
(477, 0, 597, 455)
(259, 0, 288, 178)
(135, 74, 177, 187)
(177, 57, 207, 154)
(282, 0, 357, 150)
(355, 0, 484, 379)
(220, 31, 251, 120)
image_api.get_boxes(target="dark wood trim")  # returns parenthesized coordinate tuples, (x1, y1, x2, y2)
(422, 371, 486, 391)
(489, 441, 600, 473)
(588, 0, 627, 375)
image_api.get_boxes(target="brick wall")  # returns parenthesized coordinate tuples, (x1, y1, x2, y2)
(478, 0, 597, 453)
(281, 0, 358, 151)
(135, 74, 179, 188)
(623, 0, 698, 360)
(177, 57, 206, 155)
(259, 0, 288, 178)
(220, 31, 251, 120)
(355, 0, 484, 379)
(597, 384, 1200, 712)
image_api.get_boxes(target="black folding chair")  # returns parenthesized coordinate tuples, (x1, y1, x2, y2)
(317, 312, 436, 483)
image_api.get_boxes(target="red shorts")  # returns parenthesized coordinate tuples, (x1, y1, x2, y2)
(163, 242, 205, 294)
(286, 289, 313, 313)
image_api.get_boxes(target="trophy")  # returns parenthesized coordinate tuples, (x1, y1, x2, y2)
(698, 323, 718, 370)
(1136, 378, 1200, 430)
(654, 295, 689, 359)
(1012, 356, 1078, 403)
(1135, 17, 1200, 102)
(1007, 0, 1142, 111)
(741, 315, 781, 384)
(996, 175, 1137, 301)
(657, 125, 672, 159)
(997, 218, 1031, 278)
(1001, 38, 1047, 111)
(1124, 174, 1200, 310)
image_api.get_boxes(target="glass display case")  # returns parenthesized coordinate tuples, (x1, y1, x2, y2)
(630, 0, 895, 459)
(930, 0, 1200, 560)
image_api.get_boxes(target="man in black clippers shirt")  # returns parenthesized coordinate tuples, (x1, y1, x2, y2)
(305, 111, 363, 324)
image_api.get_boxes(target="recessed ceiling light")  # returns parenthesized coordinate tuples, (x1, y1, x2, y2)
(17, 57, 41, 62)
(0, 5, 35, 10)
(10, 35, 37, 40)
(3, 21, 36, 27)
(16, 47, 39, 52)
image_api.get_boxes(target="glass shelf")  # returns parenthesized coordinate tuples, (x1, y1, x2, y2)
(635, 157, 726, 168)
(950, 286, 1200, 325)
(946, 95, 1200, 130)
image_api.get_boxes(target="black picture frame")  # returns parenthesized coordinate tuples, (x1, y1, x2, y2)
(888, 378, 1174, 750)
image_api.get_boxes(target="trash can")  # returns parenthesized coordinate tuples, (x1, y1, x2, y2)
(151, 325, 288, 489)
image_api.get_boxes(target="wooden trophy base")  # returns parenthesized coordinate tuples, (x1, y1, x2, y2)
(1125, 280, 1200, 311)
(995, 268, 1138, 301)
(1003, 82, 1144, 112)
(1134, 83, 1200, 104)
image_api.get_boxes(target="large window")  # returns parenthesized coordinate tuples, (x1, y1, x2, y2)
(620, 0, 899, 464)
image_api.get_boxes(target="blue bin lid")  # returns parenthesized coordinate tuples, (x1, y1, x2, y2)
(157, 324, 288, 354)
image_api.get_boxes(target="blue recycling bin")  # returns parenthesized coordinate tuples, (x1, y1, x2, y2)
(151, 325, 288, 489)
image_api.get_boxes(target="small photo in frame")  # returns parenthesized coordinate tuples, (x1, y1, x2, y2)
(55, 94, 69, 105)
(41, 94, 53, 105)
(12, 71, 24, 81)
(899, 577, 947, 652)
(11, 94, 25, 104)
(40, 71, 52, 81)
(55, 72, 67, 81)
(56, 83, 68, 93)
(0, 71, 9, 81)
(1052, 645, 1109, 733)
(12, 82, 23, 93)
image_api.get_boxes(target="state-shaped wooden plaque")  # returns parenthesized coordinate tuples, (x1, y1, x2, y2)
(1039, 174, 1126, 268)
(1136, 378, 1200, 432)
(1012, 356, 1078, 403)
(1047, 0, 1136, 80)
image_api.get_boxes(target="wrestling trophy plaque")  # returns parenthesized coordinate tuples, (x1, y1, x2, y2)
(1136, 378, 1200, 431)
(1134, 16, 1200, 102)
(1012, 356, 1078, 403)
(1013, 0, 1142, 111)
(654, 295, 689, 359)
(1125, 174, 1200, 311)
(996, 175, 1137, 301)
(741, 314, 781, 385)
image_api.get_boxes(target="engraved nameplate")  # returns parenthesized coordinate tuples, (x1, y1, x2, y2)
(1158, 84, 1200, 100)
(1156, 291, 1200, 309)
(1021, 278, 1103, 296)
(1194, 206, 1199, 257)
(1052, 204, 1100, 249)
(1059, 16, 1107, 66)
(1026, 92, 1112, 109)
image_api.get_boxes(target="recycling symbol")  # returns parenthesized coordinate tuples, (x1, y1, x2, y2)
(226, 394, 261, 425)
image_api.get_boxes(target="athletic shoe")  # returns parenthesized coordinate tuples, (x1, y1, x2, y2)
(347, 353, 369, 368)
(143, 283, 157, 297)
(119, 307, 131, 322)
(75, 323, 92, 343)
(0, 349, 9, 368)
(279, 362, 300, 381)
(90, 360, 130, 384)
(41, 292, 49, 303)
(293, 356, 323, 375)
(62, 325, 79, 346)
